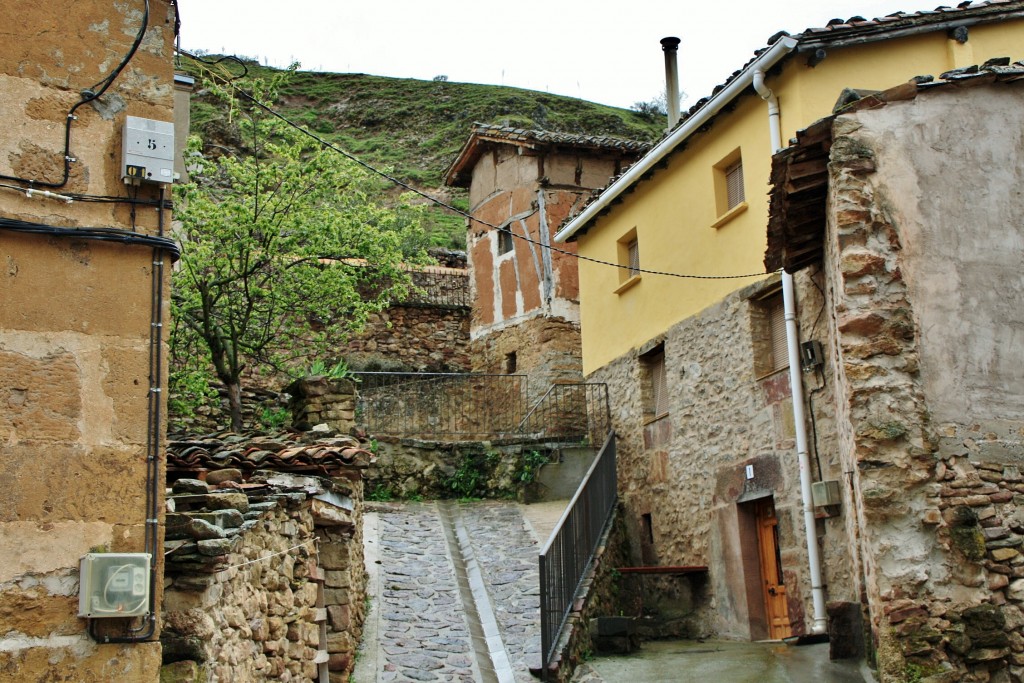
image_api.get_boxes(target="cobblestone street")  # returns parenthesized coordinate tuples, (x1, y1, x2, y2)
(353, 501, 869, 683)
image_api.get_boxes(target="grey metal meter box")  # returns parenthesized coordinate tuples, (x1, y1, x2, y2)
(122, 116, 175, 184)
(78, 553, 151, 618)
(811, 480, 842, 507)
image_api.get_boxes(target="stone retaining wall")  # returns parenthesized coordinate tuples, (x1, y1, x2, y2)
(162, 470, 365, 682)
(366, 438, 558, 501)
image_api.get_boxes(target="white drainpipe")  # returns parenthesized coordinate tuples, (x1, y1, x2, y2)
(753, 69, 829, 636)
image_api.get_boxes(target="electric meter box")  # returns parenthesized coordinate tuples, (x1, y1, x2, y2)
(122, 116, 175, 184)
(78, 553, 151, 618)
(811, 480, 843, 507)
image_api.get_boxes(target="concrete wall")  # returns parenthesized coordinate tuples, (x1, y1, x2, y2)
(589, 270, 856, 639)
(0, 1, 176, 678)
(824, 81, 1024, 680)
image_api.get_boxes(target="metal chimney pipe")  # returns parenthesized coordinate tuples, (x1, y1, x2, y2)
(661, 36, 681, 131)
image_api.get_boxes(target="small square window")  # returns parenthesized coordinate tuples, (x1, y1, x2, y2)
(497, 228, 513, 255)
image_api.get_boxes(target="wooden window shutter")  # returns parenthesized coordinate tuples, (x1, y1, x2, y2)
(769, 298, 789, 372)
(628, 239, 640, 277)
(651, 352, 668, 416)
(725, 160, 745, 209)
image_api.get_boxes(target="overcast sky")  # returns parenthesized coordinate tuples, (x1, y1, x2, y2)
(179, 0, 917, 109)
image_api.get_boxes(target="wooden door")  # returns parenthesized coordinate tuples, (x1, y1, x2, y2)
(754, 498, 792, 639)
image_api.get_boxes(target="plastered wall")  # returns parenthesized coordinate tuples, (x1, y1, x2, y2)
(0, 1, 177, 678)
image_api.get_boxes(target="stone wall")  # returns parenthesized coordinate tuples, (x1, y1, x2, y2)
(470, 315, 583, 401)
(588, 272, 855, 640)
(0, 1, 177, 678)
(162, 470, 365, 682)
(345, 303, 471, 374)
(366, 438, 559, 501)
(821, 82, 1024, 681)
(288, 377, 357, 433)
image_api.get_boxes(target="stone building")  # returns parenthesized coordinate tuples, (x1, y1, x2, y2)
(0, 0, 180, 679)
(445, 124, 649, 398)
(553, 0, 1024, 654)
(767, 61, 1024, 682)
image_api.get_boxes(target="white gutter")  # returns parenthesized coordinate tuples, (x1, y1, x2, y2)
(554, 35, 798, 244)
(753, 69, 829, 636)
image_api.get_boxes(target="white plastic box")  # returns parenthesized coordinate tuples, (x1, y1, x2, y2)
(78, 553, 151, 618)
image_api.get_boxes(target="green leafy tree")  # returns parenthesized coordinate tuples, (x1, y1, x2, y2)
(171, 70, 430, 432)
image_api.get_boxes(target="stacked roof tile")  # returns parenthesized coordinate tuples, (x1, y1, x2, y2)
(166, 431, 374, 477)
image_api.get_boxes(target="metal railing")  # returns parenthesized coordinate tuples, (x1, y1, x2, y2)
(539, 431, 617, 680)
(518, 383, 610, 446)
(353, 372, 527, 439)
(400, 268, 469, 308)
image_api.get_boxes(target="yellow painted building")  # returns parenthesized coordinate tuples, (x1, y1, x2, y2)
(550, 0, 1024, 651)
(557, 3, 1024, 373)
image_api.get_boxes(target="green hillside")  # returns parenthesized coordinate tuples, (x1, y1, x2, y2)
(181, 57, 664, 249)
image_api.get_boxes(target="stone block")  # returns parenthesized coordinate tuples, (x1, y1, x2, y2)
(205, 492, 250, 514)
(206, 469, 243, 486)
(327, 604, 351, 631)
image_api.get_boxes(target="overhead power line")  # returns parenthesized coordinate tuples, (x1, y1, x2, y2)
(176, 50, 771, 281)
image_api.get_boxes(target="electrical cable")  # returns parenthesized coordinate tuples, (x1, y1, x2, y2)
(0, 0, 149, 190)
(176, 48, 771, 282)
(85, 189, 172, 644)
(0, 218, 180, 261)
(0, 181, 168, 207)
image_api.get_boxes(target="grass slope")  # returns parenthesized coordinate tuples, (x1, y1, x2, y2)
(183, 58, 664, 249)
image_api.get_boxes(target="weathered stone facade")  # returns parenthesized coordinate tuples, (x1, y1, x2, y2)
(816, 78, 1024, 681)
(0, 1, 177, 678)
(589, 271, 855, 640)
(366, 438, 559, 500)
(766, 67, 1024, 680)
(162, 471, 365, 682)
(288, 377, 358, 433)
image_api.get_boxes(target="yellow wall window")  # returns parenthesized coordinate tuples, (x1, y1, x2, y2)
(615, 228, 641, 292)
(712, 148, 748, 227)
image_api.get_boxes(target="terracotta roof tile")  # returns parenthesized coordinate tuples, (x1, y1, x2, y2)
(167, 430, 375, 477)
(444, 123, 652, 187)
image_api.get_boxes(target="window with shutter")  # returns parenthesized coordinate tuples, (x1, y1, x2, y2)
(752, 291, 790, 377)
(725, 160, 745, 209)
(768, 298, 789, 372)
(641, 347, 668, 420)
(627, 239, 640, 278)
(650, 352, 668, 416)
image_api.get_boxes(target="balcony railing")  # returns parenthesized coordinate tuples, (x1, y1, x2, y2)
(518, 383, 610, 446)
(354, 373, 610, 445)
(353, 372, 527, 440)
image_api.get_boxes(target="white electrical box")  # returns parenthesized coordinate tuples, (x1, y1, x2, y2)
(78, 553, 151, 618)
(811, 480, 843, 507)
(122, 116, 175, 184)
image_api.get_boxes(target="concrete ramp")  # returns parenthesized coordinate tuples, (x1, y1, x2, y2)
(530, 447, 596, 502)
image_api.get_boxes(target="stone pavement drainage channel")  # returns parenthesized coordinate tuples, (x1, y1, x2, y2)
(358, 502, 480, 682)
(438, 501, 517, 683)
